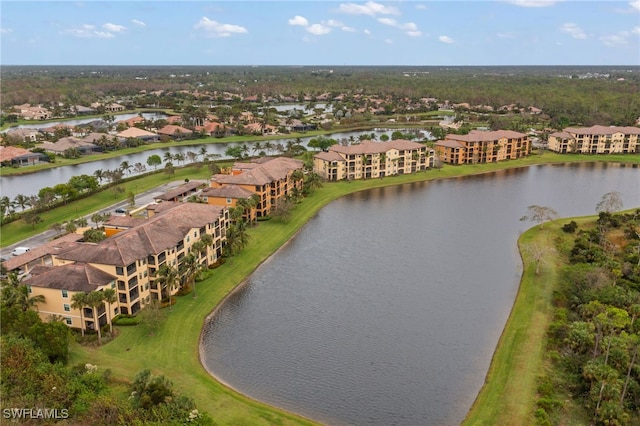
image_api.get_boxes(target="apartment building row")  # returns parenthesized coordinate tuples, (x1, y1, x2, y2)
(312, 139, 435, 181)
(7, 202, 229, 332)
(547, 125, 640, 154)
(434, 130, 531, 165)
(206, 156, 305, 218)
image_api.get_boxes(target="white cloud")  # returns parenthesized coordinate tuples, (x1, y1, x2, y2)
(632, 26, 640, 35)
(378, 18, 397, 27)
(94, 31, 115, 39)
(377, 18, 421, 36)
(0, 27, 13, 34)
(438, 35, 454, 44)
(194, 17, 248, 37)
(288, 15, 309, 26)
(342, 26, 356, 32)
(415, 4, 427, 10)
(323, 19, 344, 27)
(505, 0, 561, 7)
(385, 38, 393, 44)
(601, 34, 628, 46)
(132, 19, 146, 27)
(338, 1, 400, 16)
(497, 32, 516, 38)
(307, 24, 331, 35)
(560, 23, 586, 39)
(364, 29, 372, 36)
(103, 23, 125, 32)
(630, 0, 640, 11)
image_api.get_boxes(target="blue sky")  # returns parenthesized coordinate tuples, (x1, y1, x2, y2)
(1, 1, 639, 66)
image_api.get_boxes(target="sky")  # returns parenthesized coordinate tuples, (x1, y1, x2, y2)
(1, 1, 639, 66)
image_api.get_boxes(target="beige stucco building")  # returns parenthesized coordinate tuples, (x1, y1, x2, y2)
(547, 125, 640, 154)
(209, 157, 304, 218)
(312, 139, 435, 181)
(434, 130, 530, 165)
(19, 202, 229, 331)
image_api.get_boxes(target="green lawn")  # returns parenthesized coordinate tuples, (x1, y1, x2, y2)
(8, 153, 640, 425)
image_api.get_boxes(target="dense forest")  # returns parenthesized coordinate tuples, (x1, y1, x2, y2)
(2, 65, 640, 126)
(539, 202, 640, 425)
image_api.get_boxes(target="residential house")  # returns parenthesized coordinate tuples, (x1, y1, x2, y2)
(116, 127, 160, 143)
(0, 146, 48, 167)
(13, 104, 51, 120)
(210, 157, 304, 218)
(313, 139, 435, 181)
(434, 130, 530, 165)
(547, 125, 640, 154)
(157, 125, 193, 140)
(5, 128, 40, 144)
(40, 137, 101, 155)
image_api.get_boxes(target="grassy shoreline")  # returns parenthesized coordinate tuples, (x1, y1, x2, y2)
(27, 154, 640, 425)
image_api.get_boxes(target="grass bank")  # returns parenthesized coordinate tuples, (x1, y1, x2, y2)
(14, 154, 640, 425)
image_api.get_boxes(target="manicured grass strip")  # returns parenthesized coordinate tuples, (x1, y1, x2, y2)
(461, 216, 596, 425)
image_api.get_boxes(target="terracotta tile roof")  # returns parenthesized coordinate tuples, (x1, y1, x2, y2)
(104, 216, 147, 227)
(327, 139, 427, 155)
(40, 137, 98, 153)
(445, 129, 527, 142)
(2, 233, 84, 271)
(202, 186, 254, 199)
(25, 263, 116, 292)
(549, 131, 574, 139)
(117, 127, 157, 138)
(563, 125, 640, 136)
(211, 157, 303, 186)
(57, 203, 225, 267)
(0, 146, 38, 162)
(314, 151, 345, 162)
(434, 139, 466, 149)
(157, 125, 193, 135)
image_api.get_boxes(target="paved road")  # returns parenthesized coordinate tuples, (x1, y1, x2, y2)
(1, 180, 192, 260)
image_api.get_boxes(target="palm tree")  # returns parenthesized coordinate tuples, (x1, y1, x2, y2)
(15, 285, 45, 312)
(179, 253, 199, 296)
(119, 161, 132, 175)
(1, 272, 24, 308)
(94, 169, 105, 184)
(163, 151, 174, 163)
(71, 292, 89, 336)
(102, 288, 117, 334)
(86, 291, 105, 345)
(199, 146, 208, 163)
(155, 263, 179, 311)
(13, 194, 31, 212)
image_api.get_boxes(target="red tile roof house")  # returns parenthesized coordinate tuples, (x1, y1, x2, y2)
(116, 127, 160, 143)
(0, 146, 49, 167)
(157, 125, 193, 140)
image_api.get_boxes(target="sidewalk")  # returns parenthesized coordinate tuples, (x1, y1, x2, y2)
(0, 180, 190, 260)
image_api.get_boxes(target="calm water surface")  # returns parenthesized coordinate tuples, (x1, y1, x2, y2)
(201, 163, 640, 426)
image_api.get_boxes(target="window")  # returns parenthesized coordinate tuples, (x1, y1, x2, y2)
(65, 317, 72, 325)
(61, 289, 68, 298)
(227, 198, 232, 204)
(63, 304, 70, 312)
(116, 266, 124, 275)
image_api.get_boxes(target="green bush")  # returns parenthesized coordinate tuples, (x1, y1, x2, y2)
(112, 314, 140, 326)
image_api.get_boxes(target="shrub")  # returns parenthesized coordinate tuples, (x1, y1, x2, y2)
(562, 221, 578, 233)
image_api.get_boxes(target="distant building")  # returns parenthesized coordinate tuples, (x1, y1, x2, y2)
(548, 125, 640, 154)
(434, 130, 530, 165)
(313, 139, 435, 181)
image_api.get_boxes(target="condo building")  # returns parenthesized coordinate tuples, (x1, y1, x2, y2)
(312, 139, 435, 181)
(547, 125, 640, 154)
(434, 130, 530, 165)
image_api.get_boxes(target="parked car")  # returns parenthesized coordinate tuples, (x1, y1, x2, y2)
(11, 247, 30, 256)
(114, 208, 127, 215)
